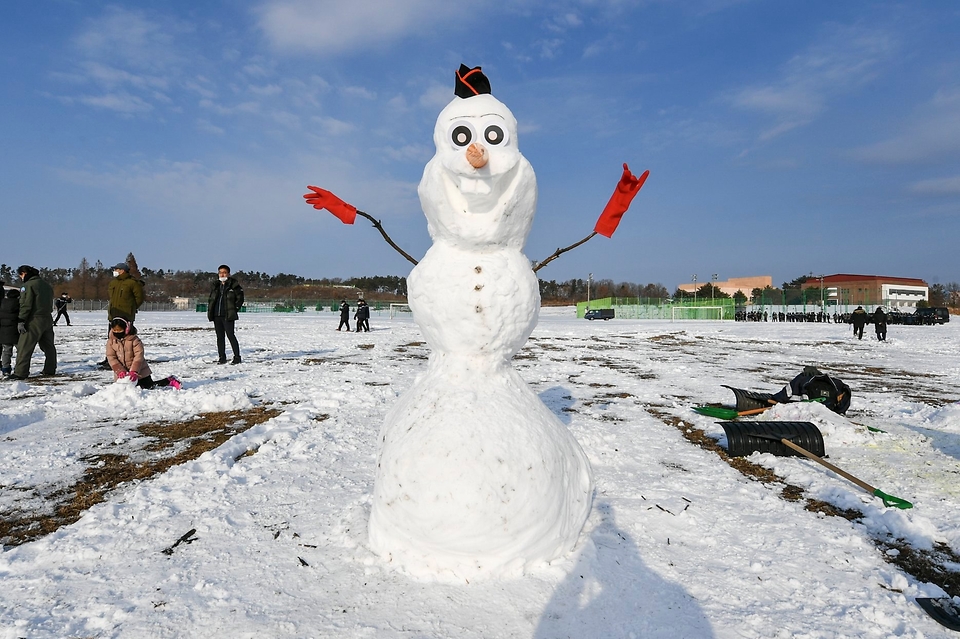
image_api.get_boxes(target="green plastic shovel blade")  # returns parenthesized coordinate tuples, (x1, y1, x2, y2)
(692, 406, 740, 419)
(874, 488, 913, 509)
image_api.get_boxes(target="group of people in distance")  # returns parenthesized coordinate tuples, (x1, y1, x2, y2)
(850, 305, 888, 341)
(2, 262, 248, 387)
(338, 298, 370, 332)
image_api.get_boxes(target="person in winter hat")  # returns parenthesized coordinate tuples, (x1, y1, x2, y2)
(337, 299, 351, 331)
(97, 261, 145, 370)
(106, 317, 180, 389)
(207, 265, 244, 364)
(0, 287, 20, 375)
(12, 265, 56, 379)
(354, 299, 370, 332)
(108, 262, 144, 324)
(873, 307, 887, 342)
(850, 306, 868, 340)
(53, 292, 72, 326)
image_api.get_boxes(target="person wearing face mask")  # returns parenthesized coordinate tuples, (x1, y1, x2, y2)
(96, 262, 145, 370)
(12, 265, 56, 380)
(207, 264, 244, 364)
(107, 317, 181, 389)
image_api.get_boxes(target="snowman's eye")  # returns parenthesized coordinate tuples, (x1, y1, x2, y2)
(451, 125, 473, 147)
(484, 125, 505, 145)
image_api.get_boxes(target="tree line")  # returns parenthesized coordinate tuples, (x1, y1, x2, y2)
(2, 259, 957, 308)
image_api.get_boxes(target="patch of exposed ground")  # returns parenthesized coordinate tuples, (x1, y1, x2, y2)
(646, 407, 960, 598)
(0, 406, 282, 548)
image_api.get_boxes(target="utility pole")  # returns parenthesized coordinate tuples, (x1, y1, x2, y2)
(587, 273, 593, 310)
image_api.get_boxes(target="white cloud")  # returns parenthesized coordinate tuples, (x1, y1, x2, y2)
(726, 24, 897, 141)
(910, 175, 960, 195)
(72, 6, 186, 72)
(77, 92, 155, 114)
(311, 116, 355, 135)
(196, 119, 226, 135)
(341, 86, 376, 100)
(254, 0, 487, 54)
(849, 89, 960, 164)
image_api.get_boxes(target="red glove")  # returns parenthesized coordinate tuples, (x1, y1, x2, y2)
(593, 164, 649, 238)
(303, 186, 357, 224)
(128, 371, 139, 383)
(116, 371, 128, 379)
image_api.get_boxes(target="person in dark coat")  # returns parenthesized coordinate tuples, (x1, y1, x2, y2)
(873, 307, 887, 341)
(97, 261, 145, 370)
(337, 300, 351, 331)
(0, 287, 20, 375)
(207, 264, 244, 364)
(13, 265, 57, 379)
(851, 306, 867, 340)
(355, 299, 370, 332)
(53, 292, 73, 326)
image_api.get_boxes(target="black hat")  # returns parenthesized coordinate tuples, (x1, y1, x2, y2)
(17, 264, 32, 275)
(112, 263, 130, 271)
(454, 64, 491, 99)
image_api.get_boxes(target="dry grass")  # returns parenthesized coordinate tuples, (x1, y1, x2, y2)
(646, 406, 960, 597)
(0, 406, 281, 547)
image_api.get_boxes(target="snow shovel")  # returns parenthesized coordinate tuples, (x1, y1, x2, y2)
(719, 421, 913, 510)
(916, 597, 960, 631)
(692, 397, 825, 420)
(692, 404, 774, 419)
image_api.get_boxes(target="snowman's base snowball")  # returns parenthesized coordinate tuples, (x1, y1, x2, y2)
(369, 356, 593, 581)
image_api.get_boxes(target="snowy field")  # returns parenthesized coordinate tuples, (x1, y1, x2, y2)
(1, 307, 959, 638)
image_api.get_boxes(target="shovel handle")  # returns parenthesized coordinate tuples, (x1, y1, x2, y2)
(778, 439, 913, 509)
(777, 438, 876, 493)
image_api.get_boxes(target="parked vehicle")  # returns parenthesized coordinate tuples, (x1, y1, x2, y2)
(584, 308, 615, 321)
(915, 307, 950, 325)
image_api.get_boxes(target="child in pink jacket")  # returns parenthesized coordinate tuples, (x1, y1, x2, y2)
(107, 318, 181, 389)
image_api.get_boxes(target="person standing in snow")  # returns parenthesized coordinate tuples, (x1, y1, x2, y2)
(873, 307, 887, 342)
(53, 292, 72, 326)
(98, 262, 145, 370)
(354, 299, 370, 332)
(107, 317, 180, 389)
(207, 265, 244, 364)
(0, 288, 20, 376)
(337, 299, 351, 331)
(851, 306, 867, 340)
(13, 265, 56, 379)
(108, 262, 145, 326)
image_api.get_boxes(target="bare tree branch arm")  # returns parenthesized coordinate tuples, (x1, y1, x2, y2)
(356, 210, 419, 266)
(532, 232, 597, 273)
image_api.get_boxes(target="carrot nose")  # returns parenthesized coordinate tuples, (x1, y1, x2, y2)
(466, 142, 488, 168)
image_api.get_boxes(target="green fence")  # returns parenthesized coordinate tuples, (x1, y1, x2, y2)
(196, 299, 397, 313)
(577, 297, 736, 320)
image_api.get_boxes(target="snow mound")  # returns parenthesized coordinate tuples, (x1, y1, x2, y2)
(924, 402, 960, 434)
(760, 401, 871, 446)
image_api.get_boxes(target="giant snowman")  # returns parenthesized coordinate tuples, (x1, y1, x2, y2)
(365, 67, 594, 580)
(304, 66, 622, 579)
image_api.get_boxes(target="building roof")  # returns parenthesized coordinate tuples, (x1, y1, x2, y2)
(802, 274, 928, 287)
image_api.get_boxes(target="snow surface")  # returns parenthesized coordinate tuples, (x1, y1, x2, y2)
(2, 308, 960, 638)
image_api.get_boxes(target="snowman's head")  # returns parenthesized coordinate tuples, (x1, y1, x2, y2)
(418, 68, 536, 250)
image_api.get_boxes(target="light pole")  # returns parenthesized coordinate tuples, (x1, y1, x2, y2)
(711, 273, 718, 306)
(587, 273, 593, 310)
(692, 274, 698, 307)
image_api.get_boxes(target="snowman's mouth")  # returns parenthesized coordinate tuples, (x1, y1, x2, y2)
(446, 163, 520, 214)
(458, 176, 492, 196)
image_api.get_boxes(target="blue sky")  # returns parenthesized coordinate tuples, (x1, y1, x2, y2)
(2, 1, 959, 291)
